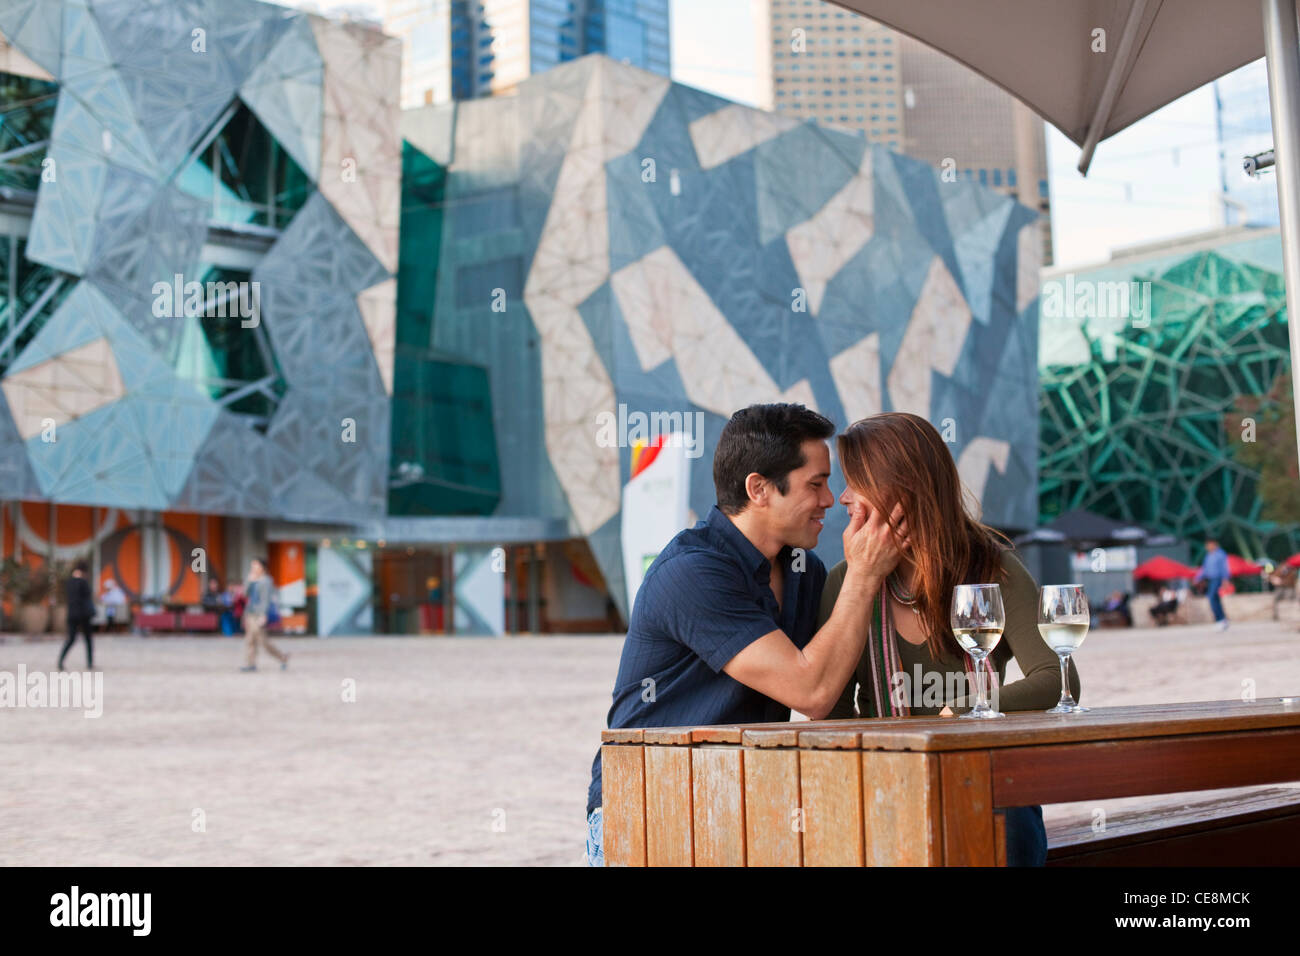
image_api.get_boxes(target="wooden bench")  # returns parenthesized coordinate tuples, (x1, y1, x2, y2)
(601, 699, 1300, 866)
(1046, 786, 1300, 866)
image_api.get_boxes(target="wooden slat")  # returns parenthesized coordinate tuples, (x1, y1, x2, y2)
(994, 812, 1007, 868)
(601, 744, 646, 866)
(601, 728, 644, 744)
(645, 745, 693, 865)
(856, 699, 1300, 752)
(800, 749, 864, 866)
(940, 751, 996, 865)
(743, 728, 800, 748)
(644, 728, 694, 745)
(692, 747, 746, 866)
(692, 726, 743, 744)
(744, 747, 802, 866)
(993, 727, 1300, 805)
(861, 751, 942, 866)
(800, 729, 861, 749)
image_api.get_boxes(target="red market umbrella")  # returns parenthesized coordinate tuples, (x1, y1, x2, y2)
(1133, 556, 1197, 581)
(1286, 554, 1300, 569)
(1227, 554, 1264, 576)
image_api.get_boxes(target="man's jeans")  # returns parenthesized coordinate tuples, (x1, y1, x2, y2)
(1207, 578, 1226, 622)
(587, 809, 604, 866)
(586, 804, 1046, 866)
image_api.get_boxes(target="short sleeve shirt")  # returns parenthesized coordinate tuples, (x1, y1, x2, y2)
(587, 506, 827, 814)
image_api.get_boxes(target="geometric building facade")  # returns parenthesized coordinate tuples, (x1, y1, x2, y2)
(1040, 228, 1298, 561)
(0, 6, 1039, 632)
(403, 56, 1042, 616)
(0, 0, 400, 524)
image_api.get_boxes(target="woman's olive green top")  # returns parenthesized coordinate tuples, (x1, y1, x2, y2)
(817, 550, 1081, 717)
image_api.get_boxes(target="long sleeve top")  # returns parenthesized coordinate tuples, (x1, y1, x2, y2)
(818, 549, 1081, 717)
(1197, 549, 1229, 581)
(244, 577, 272, 617)
(65, 576, 95, 621)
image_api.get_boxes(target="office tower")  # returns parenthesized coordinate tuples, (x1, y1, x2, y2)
(1214, 58, 1277, 228)
(758, 0, 1052, 262)
(383, 0, 670, 108)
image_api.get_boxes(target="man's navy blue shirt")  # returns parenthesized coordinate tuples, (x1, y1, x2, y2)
(587, 506, 827, 815)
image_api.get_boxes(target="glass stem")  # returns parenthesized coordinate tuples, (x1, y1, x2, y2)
(974, 653, 987, 711)
(1058, 653, 1074, 705)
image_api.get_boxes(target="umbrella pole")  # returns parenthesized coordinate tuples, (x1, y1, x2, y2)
(1263, 0, 1300, 475)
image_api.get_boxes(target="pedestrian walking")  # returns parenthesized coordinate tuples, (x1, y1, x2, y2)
(239, 558, 288, 672)
(58, 561, 95, 671)
(1194, 539, 1231, 631)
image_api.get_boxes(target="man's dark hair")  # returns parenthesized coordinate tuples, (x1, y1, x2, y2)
(713, 404, 834, 515)
(73, 561, 88, 574)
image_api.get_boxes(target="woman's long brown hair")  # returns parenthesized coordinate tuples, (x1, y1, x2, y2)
(837, 413, 1011, 664)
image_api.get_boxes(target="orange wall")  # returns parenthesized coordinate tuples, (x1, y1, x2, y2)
(2, 504, 228, 604)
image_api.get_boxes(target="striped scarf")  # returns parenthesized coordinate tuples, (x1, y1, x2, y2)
(861, 593, 908, 718)
(860, 588, 999, 718)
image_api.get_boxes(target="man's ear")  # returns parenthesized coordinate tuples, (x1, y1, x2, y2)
(744, 471, 767, 507)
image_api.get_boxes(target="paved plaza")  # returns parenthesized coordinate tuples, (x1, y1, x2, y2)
(3, 620, 1299, 866)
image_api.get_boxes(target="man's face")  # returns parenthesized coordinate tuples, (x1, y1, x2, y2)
(1207, 541, 1219, 552)
(764, 439, 834, 551)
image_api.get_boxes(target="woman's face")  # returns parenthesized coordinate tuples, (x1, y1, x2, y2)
(839, 482, 912, 554)
(838, 483, 872, 517)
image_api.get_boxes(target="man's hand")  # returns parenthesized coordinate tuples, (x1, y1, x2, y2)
(841, 501, 907, 583)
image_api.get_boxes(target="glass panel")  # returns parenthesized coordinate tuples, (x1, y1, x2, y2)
(178, 102, 311, 229)
(167, 264, 285, 431)
(0, 71, 58, 191)
(0, 233, 74, 374)
(388, 350, 501, 516)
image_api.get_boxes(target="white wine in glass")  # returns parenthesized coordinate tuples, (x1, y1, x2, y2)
(1038, 585, 1089, 714)
(950, 583, 1005, 719)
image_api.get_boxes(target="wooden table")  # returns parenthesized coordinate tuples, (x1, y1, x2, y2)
(600, 698, 1300, 866)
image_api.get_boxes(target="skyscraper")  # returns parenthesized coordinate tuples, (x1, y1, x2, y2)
(757, 0, 1052, 263)
(383, 0, 670, 108)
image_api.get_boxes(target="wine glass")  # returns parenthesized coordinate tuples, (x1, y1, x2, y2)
(950, 583, 1005, 719)
(1038, 585, 1089, 714)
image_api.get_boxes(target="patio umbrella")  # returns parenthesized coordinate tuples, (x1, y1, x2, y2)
(1227, 554, 1265, 576)
(1133, 555, 1197, 580)
(1286, 553, 1300, 568)
(828, 0, 1300, 472)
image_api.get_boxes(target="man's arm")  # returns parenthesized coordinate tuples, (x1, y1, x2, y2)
(722, 504, 904, 719)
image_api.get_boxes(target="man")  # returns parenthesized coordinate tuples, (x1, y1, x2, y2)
(58, 562, 96, 671)
(240, 558, 289, 672)
(100, 577, 127, 633)
(585, 404, 906, 866)
(1194, 539, 1231, 631)
(1150, 584, 1181, 626)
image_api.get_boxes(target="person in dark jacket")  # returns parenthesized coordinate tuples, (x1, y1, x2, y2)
(58, 561, 95, 671)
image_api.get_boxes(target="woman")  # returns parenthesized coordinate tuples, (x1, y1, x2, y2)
(818, 413, 1082, 866)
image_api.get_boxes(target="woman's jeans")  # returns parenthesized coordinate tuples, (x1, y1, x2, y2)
(1004, 805, 1047, 866)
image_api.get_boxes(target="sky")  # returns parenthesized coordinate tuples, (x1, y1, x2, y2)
(279, 0, 1258, 269)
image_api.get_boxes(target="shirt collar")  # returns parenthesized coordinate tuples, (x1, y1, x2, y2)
(706, 505, 789, 583)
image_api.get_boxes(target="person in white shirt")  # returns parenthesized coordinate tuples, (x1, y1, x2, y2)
(100, 578, 128, 633)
